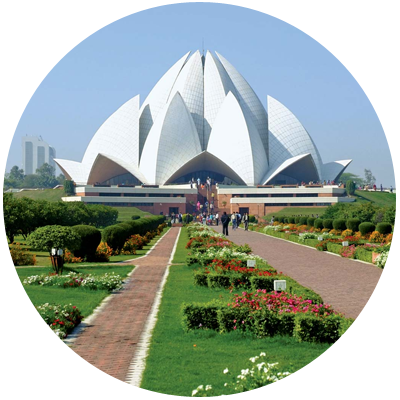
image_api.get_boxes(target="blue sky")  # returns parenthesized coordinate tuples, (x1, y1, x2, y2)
(7, 3, 395, 186)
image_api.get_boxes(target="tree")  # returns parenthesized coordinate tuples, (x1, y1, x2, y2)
(364, 169, 376, 186)
(36, 163, 58, 188)
(4, 165, 24, 189)
(339, 172, 364, 187)
(57, 173, 66, 185)
(64, 180, 75, 195)
(346, 180, 356, 196)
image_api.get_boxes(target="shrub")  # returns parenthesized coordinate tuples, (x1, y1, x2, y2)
(332, 219, 346, 231)
(346, 180, 356, 196)
(193, 270, 208, 287)
(314, 219, 324, 230)
(295, 217, 301, 224)
(64, 180, 75, 196)
(298, 217, 308, 226)
(354, 247, 373, 263)
(131, 215, 140, 220)
(207, 274, 231, 289)
(181, 302, 221, 331)
(249, 215, 256, 223)
(72, 225, 101, 261)
(323, 219, 333, 230)
(288, 217, 296, 224)
(369, 231, 385, 243)
(284, 218, 289, 224)
(346, 218, 360, 232)
(341, 229, 353, 238)
(95, 242, 112, 262)
(359, 222, 376, 236)
(10, 243, 36, 266)
(293, 314, 341, 344)
(307, 217, 315, 227)
(63, 249, 83, 264)
(376, 222, 392, 235)
(250, 275, 275, 292)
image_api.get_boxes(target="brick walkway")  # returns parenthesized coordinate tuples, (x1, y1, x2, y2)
(70, 227, 180, 382)
(215, 226, 382, 319)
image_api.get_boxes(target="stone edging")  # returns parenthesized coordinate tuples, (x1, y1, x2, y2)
(63, 229, 171, 347)
(125, 227, 181, 387)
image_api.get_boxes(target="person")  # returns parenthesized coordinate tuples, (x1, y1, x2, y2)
(373, 184, 377, 191)
(231, 212, 237, 230)
(215, 212, 219, 226)
(178, 213, 183, 223)
(390, 185, 393, 193)
(270, 215, 275, 224)
(171, 212, 175, 224)
(236, 212, 241, 227)
(380, 184, 383, 192)
(243, 213, 249, 231)
(197, 177, 201, 187)
(221, 211, 230, 236)
(189, 180, 193, 188)
(185, 213, 190, 224)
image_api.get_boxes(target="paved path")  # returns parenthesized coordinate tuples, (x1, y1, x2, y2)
(215, 226, 382, 319)
(70, 227, 180, 382)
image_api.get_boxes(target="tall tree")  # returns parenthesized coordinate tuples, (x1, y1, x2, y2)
(339, 172, 364, 187)
(4, 165, 24, 188)
(364, 169, 376, 186)
(36, 163, 58, 188)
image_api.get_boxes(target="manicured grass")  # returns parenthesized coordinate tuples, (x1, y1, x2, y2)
(13, 188, 66, 201)
(171, 228, 189, 263)
(140, 230, 330, 396)
(114, 206, 153, 222)
(264, 207, 327, 221)
(353, 190, 396, 206)
(3, 265, 134, 365)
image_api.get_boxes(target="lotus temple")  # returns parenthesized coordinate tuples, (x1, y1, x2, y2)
(56, 50, 354, 216)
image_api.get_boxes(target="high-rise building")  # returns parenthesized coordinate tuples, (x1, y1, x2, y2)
(22, 136, 56, 175)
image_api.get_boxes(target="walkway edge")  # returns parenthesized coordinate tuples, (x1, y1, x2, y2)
(125, 227, 182, 387)
(63, 228, 171, 347)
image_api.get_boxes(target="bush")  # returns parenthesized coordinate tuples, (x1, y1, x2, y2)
(284, 218, 289, 224)
(288, 217, 296, 224)
(322, 219, 333, 230)
(95, 242, 112, 262)
(64, 180, 75, 196)
(314, 219, 324, 230)
(346, 218, 360, 232)
(294, 217, 301, 224)
(298, 217, 308, 226)
(249, 215, 256, 223)
(332, 219, 346, 231)
(293, 314, 341, 344)
(250, 275, 275, 292)
(181, 302, 221, 331)
(346, 180, 356, 196)
(72, 225, 101, 261)
(307, 217, 315, 227)
(207, 274, 231, 289)
(354, 247, 373, 263)
(193, 270, 208, 287)
(376, 222, 392, 235)
(131, 215, 140, 220)
(10, 243, 36, 266)
(217, 307, 249, 334)
(359, 222, 376, 236)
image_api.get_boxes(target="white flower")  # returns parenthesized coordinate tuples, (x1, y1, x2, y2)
(223, 368, 229, 374)
(197, 385, 203, 390)
(224, 383, 228, 387)
(259, 352, 266, 356)
(206, 385, 212, 391)
(192, 390, 198, 396)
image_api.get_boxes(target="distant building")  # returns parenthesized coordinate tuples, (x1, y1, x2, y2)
(22, 136, 56, 175)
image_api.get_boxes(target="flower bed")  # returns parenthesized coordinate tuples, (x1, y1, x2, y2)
(182, 290, 352, 344)
(23, 272, 123, 291)
(3, 303, 83, 339)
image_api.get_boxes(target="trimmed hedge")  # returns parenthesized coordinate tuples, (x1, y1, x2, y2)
(249, 215, 257, 223)
(299, 217, 308, 226)
(359, 222, 375, 236)
(72, 225, 101, 261)
(333, 219, 346, 231)
(323, 219, 333, 230)
(307, 217, 316, 227)
(295, 217, 301, 224)
(102, 216, 165, 250)
(293, 314, 341, 344)
(181, 301, 221, 331)
(346, 218, 360, 232)
(354, 247, 373, 263)
(314, 219, 324, 230)
(376, 222, 392, 235)
(326, 242, 343, 255)
(288, 217, 296, 224)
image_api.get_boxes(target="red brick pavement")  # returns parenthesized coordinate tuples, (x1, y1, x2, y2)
(215, 226, 382, 319)
(70, 227, 180, 382)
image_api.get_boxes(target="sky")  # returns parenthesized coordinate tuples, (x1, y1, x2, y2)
(6, 2, 395, 186)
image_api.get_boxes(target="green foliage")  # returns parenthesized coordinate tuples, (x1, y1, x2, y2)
(332, 219, 346, 231)
(299, 217, 308, 225)
(383, 206, 396, 225)
(307, 217, 315, 227)
(248, 215, 257, 223)
(339, 172, 364, 187)
(207, 274, 231, 289)
(354, 247, 373, 263)
(323, 202, 380, 223)
(322, 219, 333, 229)
(35, 163, 59, 188)
(376, 222, 392, 235)
(294, 216, 300, 224)
(359, 222, 376, 235)
(288, 217, 296, 224)
(346, 218, 360, 232)
(314, 219, 324, 230)
(181, 301, 221, 331)
(293, 314, 341, 344)
(10, 243, 36, 266)
(4, 165, 25, 189)
(72, 225, 101, 261)
(250, 275, 274, 292)
(28, 225, 81, 254)
(131, 215, 141, 220)
(364, 168, 376, 186)
(64, 180, 75, 195)
(346, 180, 356, 196)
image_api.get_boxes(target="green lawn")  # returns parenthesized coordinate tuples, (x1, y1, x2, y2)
(353, 190, 396, 206)
(171, 228, 189, 263)
(114, 206, 153, 222)
(140, 228, 330, 396)
(13, 188, 66, 201)
(3, 265, 134, 366)
(264, 207, 327, 220)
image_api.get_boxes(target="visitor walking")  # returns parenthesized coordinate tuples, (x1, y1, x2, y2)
(380, 184, 383, 192)
(236, 212, 242, 227)
(231, 212, 237, 230)
(178, 213, 182, 223)
(221, 212, 230, 236)
(215, 212, 219, 226)
(243, 213, 249, 231)
(197, 177, 201, 187)
(270, 215, 275, 224)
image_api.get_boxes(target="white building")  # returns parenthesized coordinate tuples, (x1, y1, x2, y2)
(22, 136, 56, 175)
(55, 50, 351, 187)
